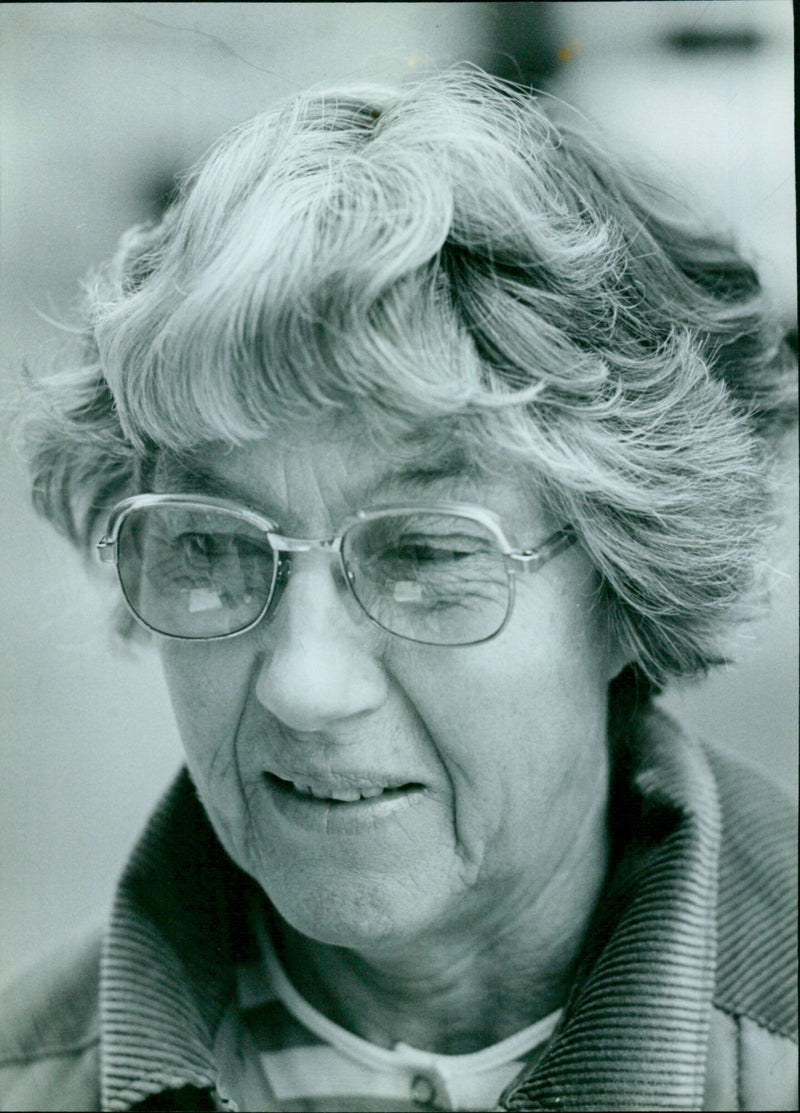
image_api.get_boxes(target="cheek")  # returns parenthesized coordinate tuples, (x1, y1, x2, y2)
(158, 642, 255, 823)
(386, 567, 614, 858)
(402, 585, 611, 763)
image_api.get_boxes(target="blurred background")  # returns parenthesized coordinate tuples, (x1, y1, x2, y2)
(1, 2, 796, 981)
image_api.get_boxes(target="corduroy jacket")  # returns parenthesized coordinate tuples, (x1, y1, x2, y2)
(0, 710, 796, 1112)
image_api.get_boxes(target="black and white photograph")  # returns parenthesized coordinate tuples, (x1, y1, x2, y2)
(1, 4, 796, 1110)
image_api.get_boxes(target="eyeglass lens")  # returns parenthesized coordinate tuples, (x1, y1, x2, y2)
(342, 512, 510, 644)
(117, 505, 277, 639)
(116, 505, 512, 644)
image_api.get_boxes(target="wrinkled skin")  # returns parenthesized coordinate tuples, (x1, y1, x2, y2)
(157, 427, 627, 1049)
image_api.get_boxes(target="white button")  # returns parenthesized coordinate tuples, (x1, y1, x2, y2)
(411, 1073, 436, 1105)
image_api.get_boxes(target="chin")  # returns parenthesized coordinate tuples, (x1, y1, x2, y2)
(262, 871, 447, 952)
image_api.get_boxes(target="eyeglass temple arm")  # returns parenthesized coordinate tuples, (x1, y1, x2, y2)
(510, 527, 577, 568)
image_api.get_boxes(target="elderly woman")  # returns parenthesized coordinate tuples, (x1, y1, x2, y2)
(1, 72, 795, 1112)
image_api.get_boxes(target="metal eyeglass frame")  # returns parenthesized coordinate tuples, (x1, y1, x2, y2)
(97, 493, 577, 646)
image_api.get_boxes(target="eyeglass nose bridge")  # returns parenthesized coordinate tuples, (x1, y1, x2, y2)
(265, 532, 343, 554)
(260, 532, 357, 627)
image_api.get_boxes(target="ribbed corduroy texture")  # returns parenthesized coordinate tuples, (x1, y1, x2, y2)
(100, 778, 245, 1110)
(96, 712, 796, 1112)
(501, 711, 720, 1111)
(707, 748, 797, 1039)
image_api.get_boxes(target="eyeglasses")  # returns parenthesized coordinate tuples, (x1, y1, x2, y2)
(97, 494, 576, 646)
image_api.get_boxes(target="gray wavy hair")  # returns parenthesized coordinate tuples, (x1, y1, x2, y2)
(20, 69, 794, 690)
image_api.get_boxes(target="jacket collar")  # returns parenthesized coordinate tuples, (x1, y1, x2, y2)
(501, 710, 721, 1111)
(99, 774, 251, 1110)
(100, 710, 720, 1112)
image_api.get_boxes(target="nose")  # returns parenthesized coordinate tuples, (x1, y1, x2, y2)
(253, 552, 389, 733)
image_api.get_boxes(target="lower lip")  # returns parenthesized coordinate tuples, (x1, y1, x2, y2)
(263, 775, 426, 835)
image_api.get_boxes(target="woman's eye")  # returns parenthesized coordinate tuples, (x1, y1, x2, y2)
(178, 531, 265, 560)
(180, 532, 222, 560)
(376, 536, 491, 577)
(393, 541, 474, 563)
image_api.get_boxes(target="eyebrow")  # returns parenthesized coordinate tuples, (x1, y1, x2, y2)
(154, 455, 261, 507)
(363, 453, 479, 502)
(153, 448, 480, 518)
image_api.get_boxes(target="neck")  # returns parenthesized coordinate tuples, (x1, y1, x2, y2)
(271, 799, 610, 1054)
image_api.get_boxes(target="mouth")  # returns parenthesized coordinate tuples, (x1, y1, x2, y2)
(265, 772, 423, 805)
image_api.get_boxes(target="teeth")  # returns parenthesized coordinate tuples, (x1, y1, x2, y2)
(331, 787, 363, 802)
(287, 778, 388, 802)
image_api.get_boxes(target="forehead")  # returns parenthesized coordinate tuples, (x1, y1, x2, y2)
(152, 426, 548, 540)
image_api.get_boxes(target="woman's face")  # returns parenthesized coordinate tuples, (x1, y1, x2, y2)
(157, 428, 625, 952)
